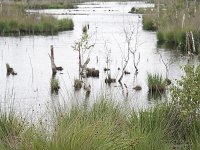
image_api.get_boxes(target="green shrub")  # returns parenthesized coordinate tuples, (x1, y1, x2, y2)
(171, 65, 200, 116)
(129, 7, 136, 13)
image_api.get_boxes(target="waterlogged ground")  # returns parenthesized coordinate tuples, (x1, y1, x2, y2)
(0, 2, 199, 117)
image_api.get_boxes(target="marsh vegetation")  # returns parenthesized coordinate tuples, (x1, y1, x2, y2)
(2, 66, 200, 149)
(0, 1, 200, 149)
(137, 0, 200, 53)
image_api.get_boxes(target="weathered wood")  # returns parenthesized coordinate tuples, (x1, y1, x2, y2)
(49, 45, 57, 75)
(74, 79, 82, 90)
(104, 68, 110, 72)
(56, 66, 63, 71)
(105, 75, 116, 84)
(182, 13, 185, 29)
(83, 82, 91, 97)
(124, 70, 131, 75)
(6, 63, 17, 76)
(190, 31, 196, 53)
(86, 68, 99, 77)
(80, 58, 90, 78)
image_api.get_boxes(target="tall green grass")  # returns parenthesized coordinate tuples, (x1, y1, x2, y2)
(142, 15, 158, 31)
(1, 98, 200, 149)
(2, 64, 200, 149)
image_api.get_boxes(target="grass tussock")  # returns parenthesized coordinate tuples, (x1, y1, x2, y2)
(147, 73, 166, 93)
(0, 3, 74, 36)
(50, 77, 60, 94)
(142, 15, 158, 31)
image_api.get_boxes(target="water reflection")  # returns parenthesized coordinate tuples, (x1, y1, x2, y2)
(0, 2, 198, 117)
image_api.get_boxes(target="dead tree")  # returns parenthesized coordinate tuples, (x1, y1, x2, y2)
(49, 45, 57, 76)
(81, 58, 90, 78)
(72, 27, 94, 80)
(130, 20, 140, 74)
(118, 21, 141, 83)
(158, 51, 176, 79)
(118, 27, 132, 83)
(157, 0, 160, 18)
(186, 31, 196, 55)
(49, 45, 63, 76)
(72, 25, 94, 94)
(6, 63, 17, 76)
(104, 42, 116, 84)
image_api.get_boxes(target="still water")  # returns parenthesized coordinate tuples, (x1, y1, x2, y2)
(0, 2, 198, 116)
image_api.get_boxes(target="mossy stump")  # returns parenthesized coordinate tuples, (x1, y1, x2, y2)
(6, 63, 17, 76)
(74, 79, 82, 91)
(133, 85, 142, 91)
(86, 68, 99, 78)
(105, 75, 116, 84)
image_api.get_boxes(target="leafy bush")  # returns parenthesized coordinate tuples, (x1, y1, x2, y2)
(171, 65, 200, 116)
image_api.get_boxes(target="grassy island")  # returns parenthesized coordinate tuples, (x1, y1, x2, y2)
(25, 2, 77, 9)
(0, 3, 74, 36)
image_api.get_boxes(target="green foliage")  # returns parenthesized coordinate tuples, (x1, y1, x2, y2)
(171, 65, 200, 116)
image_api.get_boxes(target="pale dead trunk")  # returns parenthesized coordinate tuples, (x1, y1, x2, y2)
(182, 14, 185, 29)
(157, 0, 160, 18)
(49, 45, 57, 75)
(81, 58, 90, 78)
(190, 31, 196, 53)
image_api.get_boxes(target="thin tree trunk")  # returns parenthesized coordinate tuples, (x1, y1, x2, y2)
(157, 0, 160, 18)
(49, 45, 57, 75)
(190, 31, 196, 53)
(81, 58, 90, 78)
(118, 60, 129, 83)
